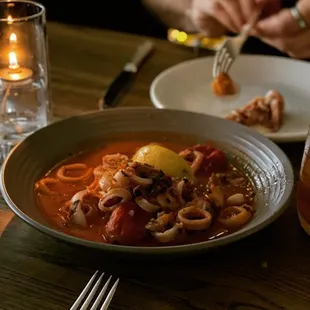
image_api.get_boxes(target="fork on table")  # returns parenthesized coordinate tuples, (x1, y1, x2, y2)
(212, 4, 264, 79)
(70, 270, 120, 310)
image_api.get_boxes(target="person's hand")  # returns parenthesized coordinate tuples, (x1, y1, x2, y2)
(189, 0, 280, 37)
(254, 0, 310, 59)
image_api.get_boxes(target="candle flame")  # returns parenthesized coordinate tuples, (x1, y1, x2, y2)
(7, 15, 13, 24)
(9, 33, 17, 43)
(8, 52, 19, 70)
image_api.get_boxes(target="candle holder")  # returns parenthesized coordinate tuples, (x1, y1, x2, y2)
(0, 0, 52, 161)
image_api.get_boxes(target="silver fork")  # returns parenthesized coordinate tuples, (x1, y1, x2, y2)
(70, 271, 120, 310)
(212, 5, 263, 79)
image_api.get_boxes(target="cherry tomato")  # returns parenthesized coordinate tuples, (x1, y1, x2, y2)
(190, 144, 228, 176)
(203, 149, 228, 176)
(104, 202, 151, 245)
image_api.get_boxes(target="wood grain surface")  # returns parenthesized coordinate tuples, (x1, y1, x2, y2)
(0, 22, 310, 310)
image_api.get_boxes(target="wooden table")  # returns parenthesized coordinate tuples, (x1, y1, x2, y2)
(0, 22, 309, 310)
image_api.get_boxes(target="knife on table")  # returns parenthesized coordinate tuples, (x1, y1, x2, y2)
(98, 40, 155, 109)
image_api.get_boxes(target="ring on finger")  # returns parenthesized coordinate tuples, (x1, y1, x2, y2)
(290, 6, 308, 29)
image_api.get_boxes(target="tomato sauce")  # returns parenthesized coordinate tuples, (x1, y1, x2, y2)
(34, 132, 255, 246)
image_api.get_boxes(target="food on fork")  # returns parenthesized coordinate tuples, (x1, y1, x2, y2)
(211, 72, 236, 96)
(34, 138, 256, 247)
(226, 90, 285, 132)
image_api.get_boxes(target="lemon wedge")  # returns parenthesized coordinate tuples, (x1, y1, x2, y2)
(132, 144, 194, 180)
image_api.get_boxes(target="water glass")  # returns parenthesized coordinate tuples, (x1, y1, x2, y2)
(0, 0, 51, 160)
(297, 126, 310, 235)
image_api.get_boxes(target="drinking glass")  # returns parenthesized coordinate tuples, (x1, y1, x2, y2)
(0, 0, 51, 160)
(297, 127, 310, 235)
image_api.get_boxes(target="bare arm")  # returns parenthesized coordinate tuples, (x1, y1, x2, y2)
(142, 0, 197, 32)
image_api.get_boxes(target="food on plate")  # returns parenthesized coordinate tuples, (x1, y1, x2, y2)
(226, 90, 285, 132)
(211, 72, 236, 96)
(34, 137, 255, 246)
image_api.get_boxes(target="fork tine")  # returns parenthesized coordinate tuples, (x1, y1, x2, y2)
(222, 52, 233, 73)
(213, 5, 263, 78)
(89, 276, 112, 310)
(70, 270, 99, 310)
(80, 273, 105, 310)
(223, 56, 233, 73)
(213, 39, 228, 78)
(213, 49, 221, 78)
(212, 56, 218, 78)
(213, 42, 225, 78)
(100, 278, 120, 310)
(218, 48, 228, 75)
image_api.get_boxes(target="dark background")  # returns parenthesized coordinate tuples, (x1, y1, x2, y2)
(39, 1, 167, 39)
(38, 0, 297, 57)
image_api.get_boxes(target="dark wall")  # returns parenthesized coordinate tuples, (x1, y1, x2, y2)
(39, 0, 167, 39)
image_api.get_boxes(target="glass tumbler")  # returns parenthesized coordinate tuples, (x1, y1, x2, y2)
(297, 127, 310, 235)
(0, 0, 51, 160)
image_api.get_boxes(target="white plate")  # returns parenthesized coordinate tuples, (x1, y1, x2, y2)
(150, 55, 310, 142)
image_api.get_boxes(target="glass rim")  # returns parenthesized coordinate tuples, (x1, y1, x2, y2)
(0, 0, 45, 22)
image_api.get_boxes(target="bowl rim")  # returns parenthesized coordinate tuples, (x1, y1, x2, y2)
(0, 107, 295, 255)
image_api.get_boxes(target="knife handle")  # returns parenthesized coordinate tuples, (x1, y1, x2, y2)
(123, 40, 155, 73)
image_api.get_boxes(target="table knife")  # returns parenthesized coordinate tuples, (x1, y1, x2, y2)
(98, 40, 155, 109)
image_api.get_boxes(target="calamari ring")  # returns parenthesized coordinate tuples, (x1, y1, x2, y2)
(57, 163, 93, 182)
(179, 150, 204, 173)
(98, 188, 131, 212)
(152, 223, 183, 243)
(190, 151, 204, 173)
(36, 178, 58, 195)
(135, 197, 159, 213)
(218, 206, 252, 228)
(177, 206, 212, 231)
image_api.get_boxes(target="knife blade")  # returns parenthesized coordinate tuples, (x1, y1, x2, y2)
(98, 40, 155, 109)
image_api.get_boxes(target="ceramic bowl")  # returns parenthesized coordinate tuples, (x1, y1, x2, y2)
(0, 107, 294, 256)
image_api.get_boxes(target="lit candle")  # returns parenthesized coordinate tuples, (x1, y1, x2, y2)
(9, 32, 17, 44)
(0, 33, 32, 82)
(7, 15, 13, 24)
(8, 51, 19, 71)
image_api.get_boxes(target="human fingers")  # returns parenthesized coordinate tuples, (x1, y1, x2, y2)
(259, 0, 281, 18)
(219, 0, 246, 31)
(190, 1, 228, 37)
(192, 0, 238, 33)
(193, 13, 228, 37)
(255, 1, 310, 37)
(240, 0, 256, 21)
(206, 0, 239, 33)
(260, 28, 310, 59)
(255, 0, 281, 17)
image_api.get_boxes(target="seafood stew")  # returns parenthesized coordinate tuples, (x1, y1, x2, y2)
(34, 135, 255, 247)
